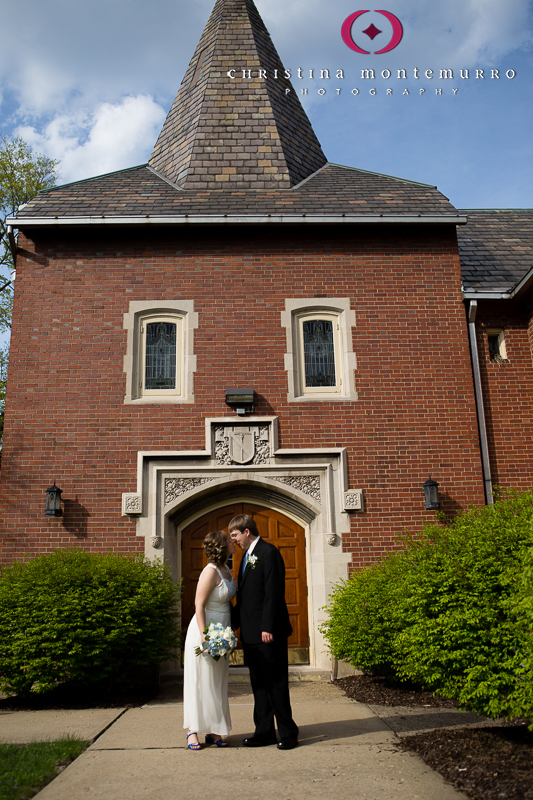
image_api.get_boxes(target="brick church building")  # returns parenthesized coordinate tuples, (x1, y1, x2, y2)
(1, 0, 532, 669)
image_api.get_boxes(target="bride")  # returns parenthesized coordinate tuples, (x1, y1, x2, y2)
(183, 529, 237, 750)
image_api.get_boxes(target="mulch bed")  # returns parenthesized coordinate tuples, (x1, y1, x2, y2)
(335, 675, 533, 800)
(335, 673, 459, 707)
(398, 726, 533, 800)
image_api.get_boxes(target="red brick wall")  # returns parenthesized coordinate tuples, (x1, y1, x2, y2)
(476, 300, 533, 491)
(0, 224, 486, 567)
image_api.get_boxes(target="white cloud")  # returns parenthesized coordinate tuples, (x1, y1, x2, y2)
(11, 60, 74, 118)
(405, 0, 532, 65)
(16, 95, 166, 184)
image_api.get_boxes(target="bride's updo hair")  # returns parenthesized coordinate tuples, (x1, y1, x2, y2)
(203, 529, 230, 567)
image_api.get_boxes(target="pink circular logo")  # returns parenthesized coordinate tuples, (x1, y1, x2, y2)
(341, 10, 403, 54)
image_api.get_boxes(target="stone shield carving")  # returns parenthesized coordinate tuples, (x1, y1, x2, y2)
(228, 428, 255, 464)
(215, 425, 270, 465)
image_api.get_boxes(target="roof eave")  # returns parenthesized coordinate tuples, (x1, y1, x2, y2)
(463, 290, 513, 301)
(8, 213, 468, 227)
(463, 264, 533, 302)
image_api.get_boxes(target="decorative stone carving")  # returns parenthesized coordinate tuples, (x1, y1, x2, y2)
(151, 536, 162, 549)
(326, 534, 337, 546)
(344, 490, 364, 511)
(122, 493, 142, 516)
(164, 477, 215, 505)
(215, 425, 270, 465)
(272, 475, 321, 503)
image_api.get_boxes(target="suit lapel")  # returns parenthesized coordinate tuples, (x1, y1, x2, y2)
(239, 538, 262, 588)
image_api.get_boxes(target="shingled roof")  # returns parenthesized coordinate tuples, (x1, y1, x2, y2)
(17, 163, 459, 219)
(149, 0, 327, 190)
(457, 209, 533, 293)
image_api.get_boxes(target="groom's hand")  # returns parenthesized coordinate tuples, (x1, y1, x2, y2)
(262, 632, 273, 644)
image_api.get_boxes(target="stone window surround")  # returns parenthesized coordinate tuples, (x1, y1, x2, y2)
(123, 300, 198, 404)
(281, 298, 357, 402)
(486, 328, 508, 361)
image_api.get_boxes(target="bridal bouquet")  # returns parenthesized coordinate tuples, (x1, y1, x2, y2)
(195, 622, 237, 661)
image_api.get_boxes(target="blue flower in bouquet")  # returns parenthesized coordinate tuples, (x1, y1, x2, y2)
(195, 622, 237, 661)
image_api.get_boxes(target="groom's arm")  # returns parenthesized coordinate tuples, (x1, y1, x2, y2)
(261, 545, 286, 641)
(231, 601, 240, 631)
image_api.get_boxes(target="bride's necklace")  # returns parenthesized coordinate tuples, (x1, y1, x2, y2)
(221, 562, 232, 578)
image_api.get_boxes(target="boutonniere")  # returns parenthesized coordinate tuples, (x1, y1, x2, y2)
(247, 554, 258, 569)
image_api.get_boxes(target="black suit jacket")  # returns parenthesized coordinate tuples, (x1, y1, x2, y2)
(233, 538, 293, 645)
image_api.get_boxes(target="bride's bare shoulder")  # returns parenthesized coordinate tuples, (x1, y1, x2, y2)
(202, 562, 222, 584)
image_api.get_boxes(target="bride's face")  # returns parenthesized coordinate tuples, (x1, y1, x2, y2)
(226, 538, 236, 559)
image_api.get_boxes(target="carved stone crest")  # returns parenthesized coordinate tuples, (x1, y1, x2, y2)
(215, 425, 270, 465)
(228, 427, 255, 464)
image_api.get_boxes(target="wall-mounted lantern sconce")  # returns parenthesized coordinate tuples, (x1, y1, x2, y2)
(422, 475, 440, 509)
(45, 481, 63, 516)
(225, 388, 254, 415)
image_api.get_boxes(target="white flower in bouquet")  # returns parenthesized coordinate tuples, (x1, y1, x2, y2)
(195, 622, 237, 661)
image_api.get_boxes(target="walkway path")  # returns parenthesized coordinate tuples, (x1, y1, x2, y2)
(0, 681, 477, 799)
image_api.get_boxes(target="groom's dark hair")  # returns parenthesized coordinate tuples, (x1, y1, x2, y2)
(228, 514, 259, 538)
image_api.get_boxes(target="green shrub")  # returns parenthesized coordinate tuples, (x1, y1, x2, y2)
(505, 542, 533, 723)
(394, 494, 533, 719)
(321, 490, 533, 724)
(320, 552, 407, 677)
(0, 549, 181, 696)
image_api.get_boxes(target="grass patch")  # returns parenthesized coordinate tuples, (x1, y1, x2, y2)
(0, 737, 87, 800)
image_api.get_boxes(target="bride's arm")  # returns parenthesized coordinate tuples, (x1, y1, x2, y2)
(194, 567, 219, 640)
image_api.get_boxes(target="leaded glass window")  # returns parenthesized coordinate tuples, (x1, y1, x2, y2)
(302, 320, 336, 387)
(145, 321, 177, 390)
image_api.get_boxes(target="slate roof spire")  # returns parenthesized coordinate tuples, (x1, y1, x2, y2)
(149, 0, 327, 189)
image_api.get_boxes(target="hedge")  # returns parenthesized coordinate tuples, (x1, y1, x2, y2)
(0, 549, 181, 696)
(320, 490, 533, 724)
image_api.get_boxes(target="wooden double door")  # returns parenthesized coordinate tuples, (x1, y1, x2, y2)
(181, 503, 309, 663)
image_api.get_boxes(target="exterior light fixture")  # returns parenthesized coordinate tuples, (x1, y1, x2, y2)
(225, 388, 255, 415)
(45, 481, 63, 516)
(422, 475, 440, 509)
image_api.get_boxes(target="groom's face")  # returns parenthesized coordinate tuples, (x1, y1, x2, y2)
(229, 528, 252, 551)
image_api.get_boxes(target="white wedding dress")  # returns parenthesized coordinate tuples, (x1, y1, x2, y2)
(183, 563, 237, 735)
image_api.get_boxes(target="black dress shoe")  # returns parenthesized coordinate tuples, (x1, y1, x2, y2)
(277, 737, 298, 750)
(242, 736, 277, 747)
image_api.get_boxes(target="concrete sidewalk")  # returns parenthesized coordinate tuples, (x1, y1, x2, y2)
(0, 681, 481, 800)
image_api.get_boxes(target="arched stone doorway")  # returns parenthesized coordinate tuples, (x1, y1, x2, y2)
(180, 502, 309, 664)
(124, 422, 357, 669)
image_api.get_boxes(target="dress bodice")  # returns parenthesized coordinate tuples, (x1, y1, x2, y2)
(205, 564, 237, 615)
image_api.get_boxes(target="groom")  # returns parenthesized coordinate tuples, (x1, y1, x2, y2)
(229, 514, 299, 750)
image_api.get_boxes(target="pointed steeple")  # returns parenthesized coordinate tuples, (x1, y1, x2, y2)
(149, 0, 327, 190)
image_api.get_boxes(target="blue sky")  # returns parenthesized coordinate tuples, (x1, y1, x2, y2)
(0, 0, 532, 210)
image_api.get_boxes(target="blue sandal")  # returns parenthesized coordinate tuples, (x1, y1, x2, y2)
(205, 734, 228, 747)
(187, 732, 202, 750)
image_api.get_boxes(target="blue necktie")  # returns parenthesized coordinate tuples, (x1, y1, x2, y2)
(240, 551, 248, 576)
